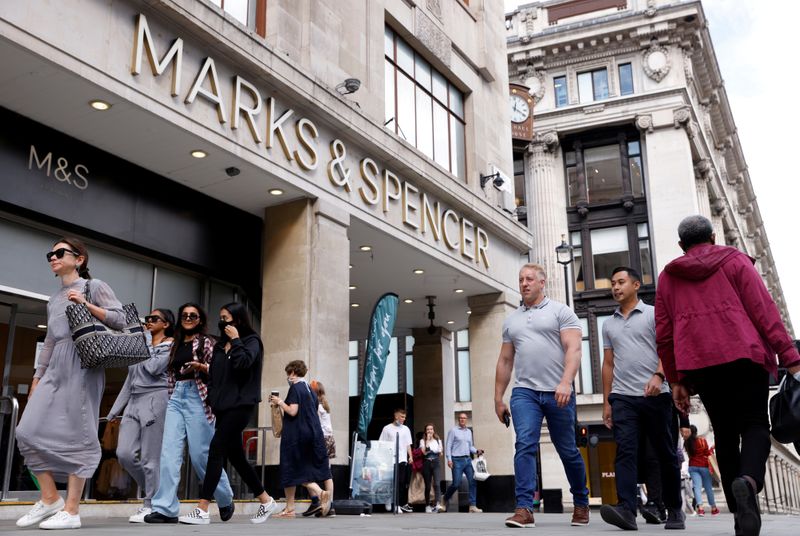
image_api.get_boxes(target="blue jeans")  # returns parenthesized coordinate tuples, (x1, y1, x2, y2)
(151, 381, 233, 517)
(510, 387, 589, 510)
(688, 466, 716, 507)
(443, 456, 477, 506)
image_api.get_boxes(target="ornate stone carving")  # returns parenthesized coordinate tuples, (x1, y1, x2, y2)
(426, 0, 442, 22)
(673, 106, 691, 128)
(635, 114, 654, 133)
(524, 69, 546, 104)
(642, 44, 671, 82)
(682, 47, 694, 85)
(415, 9, 451, 67)
(645, 0, 658, 17)
(694, 158, 711, 180)
(528, 131, 559, 153)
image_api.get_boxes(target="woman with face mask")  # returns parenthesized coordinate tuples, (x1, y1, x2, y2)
(143, 303, 234, 524)
(181, 303, 279, 525)
(15, 237, 125, 530)
(107, 308, 175, 523)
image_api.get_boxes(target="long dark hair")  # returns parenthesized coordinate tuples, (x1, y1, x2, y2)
(684, 424, 698, 457)
(54, 236, 91, 279)
(423, 423, 441, 442)
(153, 308, 175, 338)
(170, 302, 208, 360)
(220, 302, 256, 338)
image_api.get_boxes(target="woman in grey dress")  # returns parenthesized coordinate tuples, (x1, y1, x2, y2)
(15, 237, 125, 530)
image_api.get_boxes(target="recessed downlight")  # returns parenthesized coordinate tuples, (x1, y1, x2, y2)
(190, 150, 207, 159)
(403, 299, 414, 304)
(359, 245, 372, 251)
(467, 310, 472, 315)
(349, 264, 353, 269)
(37, 324, 47, 329)
(350, 303, 360, 308)
(269, 188, 284, 196)
(413, 268, 424, 274)
(447, 320, 455, 325)
(349, 285, 357, 290)
(89, 99, 111, 111)
(454, 289, 464, 294)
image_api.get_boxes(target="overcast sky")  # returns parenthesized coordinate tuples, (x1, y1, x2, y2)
(504, 0, 800, 333)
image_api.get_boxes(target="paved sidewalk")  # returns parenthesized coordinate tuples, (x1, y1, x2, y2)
(1, 511, 798, 535)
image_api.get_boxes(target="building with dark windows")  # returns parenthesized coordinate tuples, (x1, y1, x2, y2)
(506, 0, 797, 508)
(0, 0, 529, 511)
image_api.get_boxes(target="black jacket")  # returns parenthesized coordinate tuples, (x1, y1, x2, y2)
(206, 332, 263, 413)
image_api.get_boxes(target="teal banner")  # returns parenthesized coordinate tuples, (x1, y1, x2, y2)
(356, 293, 399, 442)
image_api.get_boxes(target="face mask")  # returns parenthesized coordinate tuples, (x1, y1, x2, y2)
(218, 320, 233, 334)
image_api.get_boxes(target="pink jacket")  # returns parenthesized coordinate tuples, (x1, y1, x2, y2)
(655, 244, 800, 383)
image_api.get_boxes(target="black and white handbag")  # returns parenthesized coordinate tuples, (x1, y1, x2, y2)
(65, 281, 150, 369)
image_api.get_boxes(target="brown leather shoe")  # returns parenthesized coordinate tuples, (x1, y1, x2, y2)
(505, 508, 535, 528)
(571, 505, 590, 526)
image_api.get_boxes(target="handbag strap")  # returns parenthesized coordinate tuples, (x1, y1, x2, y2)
(83, 280, 94, 306)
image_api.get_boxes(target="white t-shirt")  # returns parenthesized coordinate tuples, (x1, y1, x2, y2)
(317, 404, 333, 437)
(419, 438, 443, 455)
(379, 422, 413, 463)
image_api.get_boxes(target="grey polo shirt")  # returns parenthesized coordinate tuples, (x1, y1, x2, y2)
(602, 300, 669, 396)
(502, 297, 581, 392)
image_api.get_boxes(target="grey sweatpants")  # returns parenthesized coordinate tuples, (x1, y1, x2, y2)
(116, 390, 169, 508)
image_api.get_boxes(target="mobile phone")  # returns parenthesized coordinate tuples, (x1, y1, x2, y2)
(270, 390, 279, 398)
(503, 411, 511, 428)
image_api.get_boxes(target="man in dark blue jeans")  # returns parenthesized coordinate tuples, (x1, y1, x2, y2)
(600, 266, 684, 530)
(494, 263, 589, 528)
(441, 413, 483, 513)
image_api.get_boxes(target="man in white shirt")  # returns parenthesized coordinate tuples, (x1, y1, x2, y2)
(379, 408, 414, 513)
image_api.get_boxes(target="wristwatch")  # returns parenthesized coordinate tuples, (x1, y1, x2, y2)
(653, 372, 666, 382)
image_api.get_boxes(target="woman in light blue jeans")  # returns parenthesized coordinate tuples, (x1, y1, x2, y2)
(683, 425, 717, 516)
(143, 304, 234, 524)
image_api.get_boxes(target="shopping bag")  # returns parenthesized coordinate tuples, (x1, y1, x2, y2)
(769, 372, 800, 443)
(472, 454, 491, 481)
(271, 403, 283, 438)
(408, 471, 426, 504)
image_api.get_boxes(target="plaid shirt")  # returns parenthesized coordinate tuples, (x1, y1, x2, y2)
(167, 334, 216, 423)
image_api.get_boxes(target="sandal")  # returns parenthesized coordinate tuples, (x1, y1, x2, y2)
(274, 509, 296, 519)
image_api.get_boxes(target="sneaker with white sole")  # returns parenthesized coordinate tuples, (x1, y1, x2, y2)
(179, 507, 210, 525)
(251, 499, 279, 524)
(129, 507, 152, 523)
(39, 510, 81, 530)
(16, 497, 65, 528)
(425, 505, 433, 513)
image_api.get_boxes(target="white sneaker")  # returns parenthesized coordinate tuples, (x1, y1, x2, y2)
(16, 497, 65, 527)
(385, 502, 392, 512)
(179, 507, 210, 525)
(129, 507, 152, 523)
(425, 505, 433, 513)
(432, 504, 440, 513)
(39, 511, 81, 530)
(251, 499, 279, 524)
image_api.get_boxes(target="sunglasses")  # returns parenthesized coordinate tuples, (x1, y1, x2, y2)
(144, 315, 165, 324)
(181, 313, 200, 321)
(46, 248, 80, 262)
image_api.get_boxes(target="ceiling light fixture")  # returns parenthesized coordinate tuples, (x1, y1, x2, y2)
(413, 268, 424, 274)
(359, 245, 372, 251)
(349, 285, 357, 290)
(350, 303, 360, 308)
(467, 310, 472, 315)
(403, 299, 414, 304)
(190, 150, 207, 159)
(89, 99, 111, 111)
(349, 264, 353, 269)
(268, 188, 284, 196)
(454, 289, 464, 293)
(37, 324, 47, 329)
(447, 320, 455, 325)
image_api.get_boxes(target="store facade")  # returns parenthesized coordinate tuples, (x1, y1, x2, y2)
(1, 0, 529, 508)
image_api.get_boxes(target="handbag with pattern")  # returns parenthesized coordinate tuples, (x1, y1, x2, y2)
(65, 281, 150, 369)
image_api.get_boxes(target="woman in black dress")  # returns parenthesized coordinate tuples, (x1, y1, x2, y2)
(269, 360, 332, 518)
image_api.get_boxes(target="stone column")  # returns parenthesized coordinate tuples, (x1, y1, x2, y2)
(526, 131, 570, 303)
(694, 159, 713, 219)
(410, 327, 452, 444)
(260, 198, 350, 467)
(711, 200, 726, 245)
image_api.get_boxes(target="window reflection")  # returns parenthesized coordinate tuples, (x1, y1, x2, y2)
(584, 145, 624, 203)
(590, 227, 630, 288)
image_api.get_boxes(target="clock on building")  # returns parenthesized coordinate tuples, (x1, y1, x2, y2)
(509, 84, 533, 141)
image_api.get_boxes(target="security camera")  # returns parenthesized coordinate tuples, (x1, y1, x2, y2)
(225, 166, 240, 177)
(344, 78, 361, 93)
(493, 176, 505, 189)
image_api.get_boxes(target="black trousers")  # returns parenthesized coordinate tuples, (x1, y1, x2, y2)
(422, 457, 442, 505)
(394, 462, 409, 507)
(609, 392, 681, 514)
(638, 406, 681, 508)
(685, 359, 770, 513)
(200, 405, 264, 501)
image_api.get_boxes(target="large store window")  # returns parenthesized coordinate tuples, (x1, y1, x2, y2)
(513, 152, 527, 225)
(565, 134, 645, 207)
(576, 318, 594, 394)
(207, 0, 266, 37)
(384, 26, 466, 179)
(571, 222, 654, 292)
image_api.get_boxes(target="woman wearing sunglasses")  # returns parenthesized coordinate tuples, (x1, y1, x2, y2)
(180, 302, 278, 525)
(107, 308, 175, 523)
(16, 237, 125, 530)
(144, 303, 235, 524)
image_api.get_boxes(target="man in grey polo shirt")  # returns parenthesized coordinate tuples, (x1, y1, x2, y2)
(600, 266, 684, 531)
(495, 263, 589, 529)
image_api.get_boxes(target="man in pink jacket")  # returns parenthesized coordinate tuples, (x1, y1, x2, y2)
(655, 215, 800, 536)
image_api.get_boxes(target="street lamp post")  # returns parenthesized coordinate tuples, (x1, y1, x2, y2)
(555, 234, 574, 308)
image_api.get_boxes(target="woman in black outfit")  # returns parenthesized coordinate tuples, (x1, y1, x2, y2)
(182, 302, 278, 525)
